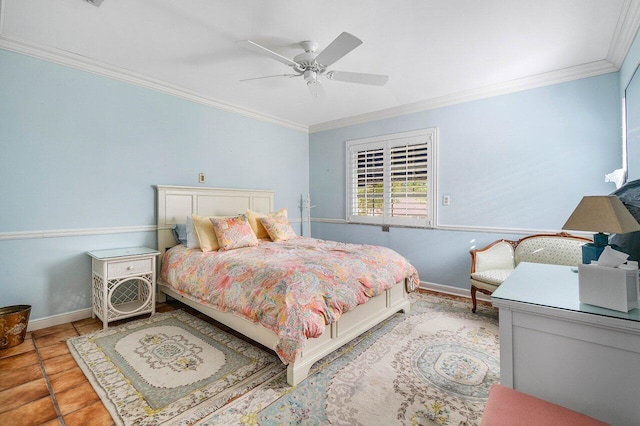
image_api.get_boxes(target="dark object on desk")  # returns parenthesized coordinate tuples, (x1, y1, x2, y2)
(612, 179, 640, 261)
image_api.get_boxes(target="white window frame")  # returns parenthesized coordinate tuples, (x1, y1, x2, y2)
(346, 128, 438, 228)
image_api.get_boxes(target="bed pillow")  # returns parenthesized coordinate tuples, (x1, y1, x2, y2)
(172, 223, 187, 245)
(259, 214, 298, 242)
(191, 214, 220, 252)
(246, 208, 288, 240)
(185, 216, 200, 249)
(210, 215, 258, 251)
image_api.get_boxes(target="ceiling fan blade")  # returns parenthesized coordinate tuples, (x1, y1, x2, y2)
(327, 71, 389, 86)
(236, 40, 298, 67)
(240, 74, 300, 82)
(307, 79, 326, 100)
(314, 32, 362, 67)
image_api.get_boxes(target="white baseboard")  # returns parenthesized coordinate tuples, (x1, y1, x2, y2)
(27, 291, 169, 331)
(419, 281, 492, 303)
(27, 308, 93, 332)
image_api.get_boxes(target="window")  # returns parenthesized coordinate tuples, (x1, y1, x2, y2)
(346, 128, 437, 228)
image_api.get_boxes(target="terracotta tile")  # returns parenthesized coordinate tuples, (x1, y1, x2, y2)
(75, 321, 103, 335)
(0, 350, 38, 370)
(42, 353, 78, 376)
(0, 395, 58, 426)
(71, 317, 101, 328)
(63, 400, 114, 426)
(31, 323, 74, 338)
(38, 341, 71, 360)
(34, 328, 79, 348)
(56, 381, 100, 415)
(49, 365, 89, 395)
(0, 335, 35, 359)
(0, 363, 43, 391)
(155, 303, 177, 313)
(72, 317, 103, 335)
(0, 378, 50, 414)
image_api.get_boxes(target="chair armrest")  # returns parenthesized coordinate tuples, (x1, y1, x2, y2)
(471, 240, 516, 273)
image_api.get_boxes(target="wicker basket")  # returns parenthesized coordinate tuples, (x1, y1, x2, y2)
(0, 305, 31, 349)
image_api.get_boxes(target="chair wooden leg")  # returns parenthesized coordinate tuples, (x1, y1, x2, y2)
(471, 285, 478, 313)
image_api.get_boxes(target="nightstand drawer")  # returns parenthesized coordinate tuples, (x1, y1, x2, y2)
(107, 258, 153, 277)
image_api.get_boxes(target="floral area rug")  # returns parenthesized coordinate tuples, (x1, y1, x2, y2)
(202, 292, 499, 425)
(67, 310, 284, 425)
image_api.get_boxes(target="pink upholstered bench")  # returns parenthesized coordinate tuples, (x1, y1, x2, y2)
(481, 384, 608, 426)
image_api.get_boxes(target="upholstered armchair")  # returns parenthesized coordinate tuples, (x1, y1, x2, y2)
(469, 232, 590, 312)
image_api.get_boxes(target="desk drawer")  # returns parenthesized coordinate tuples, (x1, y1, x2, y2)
(107, 258, 152, 277)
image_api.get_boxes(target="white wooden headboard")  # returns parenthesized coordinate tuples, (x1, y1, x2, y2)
(155, 185, 275, 258)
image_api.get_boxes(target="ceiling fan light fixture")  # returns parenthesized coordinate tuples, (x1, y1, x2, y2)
(303, 70, 317, 82)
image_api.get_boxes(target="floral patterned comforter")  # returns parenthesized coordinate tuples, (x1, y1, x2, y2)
(160, 237, 419, 364)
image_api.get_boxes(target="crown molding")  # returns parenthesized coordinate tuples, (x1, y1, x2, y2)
(309, 60, 617, 133)
(0, 34, 309, 134)
(607, 0, 640, 67)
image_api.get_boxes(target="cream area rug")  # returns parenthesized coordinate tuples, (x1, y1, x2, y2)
(68, 293, 498, 425)
(202, 292, 499, 425)
(67, 310, 283, 425)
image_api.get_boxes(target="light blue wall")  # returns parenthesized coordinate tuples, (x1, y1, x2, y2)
(0, 49, 309, 320)
(620, 28, 640, 92)
(0, 44, 627, 319)
(310, 73, 621, 290)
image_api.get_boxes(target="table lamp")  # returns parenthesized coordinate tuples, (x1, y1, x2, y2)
(562, 195, 640, 264)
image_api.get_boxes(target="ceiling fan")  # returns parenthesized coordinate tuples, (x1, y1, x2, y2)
(237, 32, 388, 98)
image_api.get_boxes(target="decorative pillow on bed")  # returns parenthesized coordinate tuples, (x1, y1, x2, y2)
(172, 223, 187, 245)
(210, 215, 258, 250)
(246, 208, 287, 240)
(185, 216, 200, 249)
(258, 214, 298, 242)
(191, 214, 220, 251)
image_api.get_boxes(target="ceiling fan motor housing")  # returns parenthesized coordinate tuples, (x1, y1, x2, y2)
(294, 40, 328, 74)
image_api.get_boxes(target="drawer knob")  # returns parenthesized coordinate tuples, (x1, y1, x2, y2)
(127, 266, 133, 271)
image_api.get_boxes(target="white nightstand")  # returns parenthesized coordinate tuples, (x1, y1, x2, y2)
(87, 247, 161, 328)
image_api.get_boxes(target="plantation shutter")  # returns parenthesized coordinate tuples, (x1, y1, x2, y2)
(347, 141, 385, 224)
(387, 135, 431, 226)
(346, 128, 436, 228)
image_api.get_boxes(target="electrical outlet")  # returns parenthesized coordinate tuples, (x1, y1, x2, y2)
(443, 195, 451, 206)
(382, 225, 390, 232)
(198, 173, 205, 183)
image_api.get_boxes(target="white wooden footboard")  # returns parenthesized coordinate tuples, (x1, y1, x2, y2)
(287, 280, 411, 385)
(158, 280, 411, 386)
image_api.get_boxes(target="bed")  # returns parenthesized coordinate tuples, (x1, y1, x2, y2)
(155, 185, 418, 386)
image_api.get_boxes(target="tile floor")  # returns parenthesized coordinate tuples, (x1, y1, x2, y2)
(0, 302, 180, 426)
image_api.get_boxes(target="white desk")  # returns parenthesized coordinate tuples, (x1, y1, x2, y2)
(492, 262, 640, 426)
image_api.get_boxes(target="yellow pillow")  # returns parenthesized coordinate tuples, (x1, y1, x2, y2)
(258, 215, 297, 242)
(191, 214, 220, 251)
(246, 208, 287, 240)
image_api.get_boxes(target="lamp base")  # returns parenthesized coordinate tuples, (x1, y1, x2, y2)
(581, 242, 626, 264)
(581, 243, 605, 264)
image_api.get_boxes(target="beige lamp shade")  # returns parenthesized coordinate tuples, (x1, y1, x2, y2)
(562, 195, 640, 234)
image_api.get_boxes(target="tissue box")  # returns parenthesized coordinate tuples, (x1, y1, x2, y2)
(578, 263, 639, 312)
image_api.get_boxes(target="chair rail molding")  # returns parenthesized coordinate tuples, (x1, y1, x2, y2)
(0, 225, 157, 241)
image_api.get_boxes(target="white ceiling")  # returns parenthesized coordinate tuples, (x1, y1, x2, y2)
(1, 0, 639, 132)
